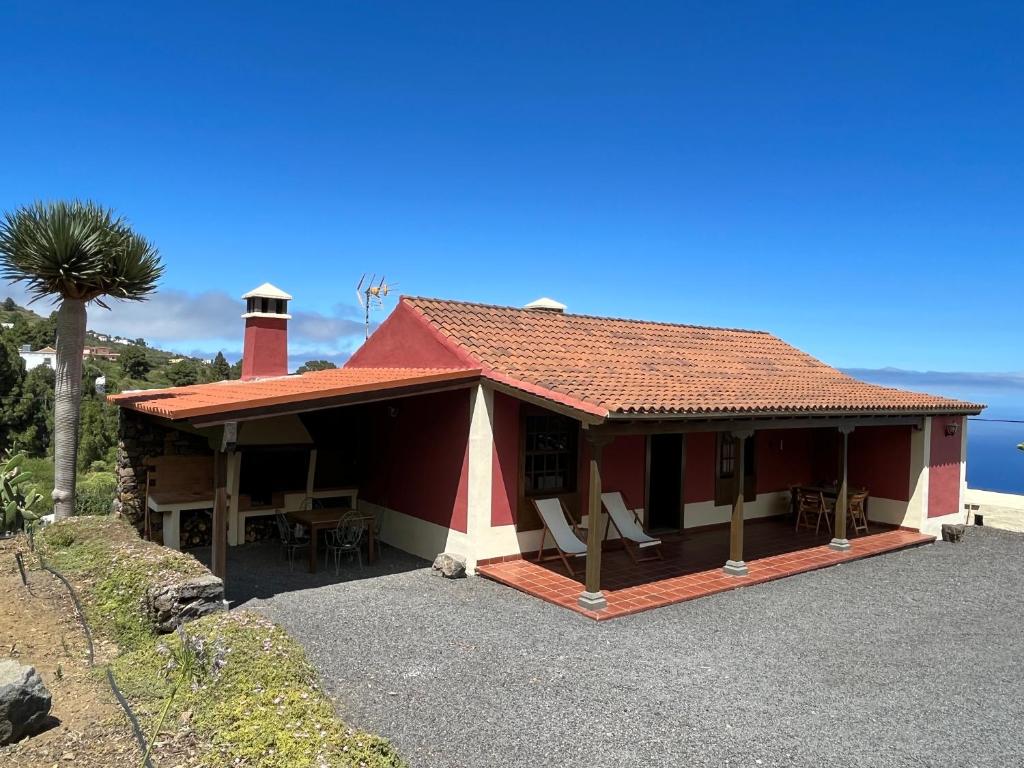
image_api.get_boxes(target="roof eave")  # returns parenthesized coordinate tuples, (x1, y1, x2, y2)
(604, 405, 985, 421)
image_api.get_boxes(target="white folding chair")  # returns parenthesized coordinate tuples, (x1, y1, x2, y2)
(532, 497, 587, 577)
(601, 492, 663, 563)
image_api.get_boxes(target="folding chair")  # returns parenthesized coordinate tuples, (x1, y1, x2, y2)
(600, 492, 663, 563)
(532, 497, 588, 577)
(848, 491, 870, 536)
(795, 489, 833, 536)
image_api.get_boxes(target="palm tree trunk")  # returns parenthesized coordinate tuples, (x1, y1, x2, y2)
(52, 298, 87, 519)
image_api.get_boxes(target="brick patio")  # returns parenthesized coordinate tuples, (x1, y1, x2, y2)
(477, 519, 934, 620)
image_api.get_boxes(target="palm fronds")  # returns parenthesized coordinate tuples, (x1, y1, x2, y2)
(0, 200, 163, 304)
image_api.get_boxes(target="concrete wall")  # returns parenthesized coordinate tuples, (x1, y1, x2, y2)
(963, 487, 1024, 533)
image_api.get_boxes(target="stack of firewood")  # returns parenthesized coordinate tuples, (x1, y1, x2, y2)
(244, 515, 278, 543)
(180, 509, 213, 549)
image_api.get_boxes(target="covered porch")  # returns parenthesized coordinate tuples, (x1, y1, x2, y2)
(478, 519, 933, 620)
(485, 408, 949, 618)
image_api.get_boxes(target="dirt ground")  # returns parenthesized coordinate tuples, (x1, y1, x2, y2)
(0, 536, 142, 767)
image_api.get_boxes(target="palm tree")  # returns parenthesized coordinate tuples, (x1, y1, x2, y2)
(0, 201, 162, 519)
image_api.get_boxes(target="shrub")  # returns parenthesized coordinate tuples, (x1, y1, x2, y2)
(38, 517, 405, 767)
(39, 517, 206, 650)
(74, 471, 117, 516)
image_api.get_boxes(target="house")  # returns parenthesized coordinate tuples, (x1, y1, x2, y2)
(19, 344, 56, 371)
(109, 284, 983, 613)
(83, 345, 120, 361)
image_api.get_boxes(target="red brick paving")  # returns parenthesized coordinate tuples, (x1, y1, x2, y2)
(477, 520, 934, 621)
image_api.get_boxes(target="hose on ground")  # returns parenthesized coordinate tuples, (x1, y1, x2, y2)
(33, 554, 155, 768)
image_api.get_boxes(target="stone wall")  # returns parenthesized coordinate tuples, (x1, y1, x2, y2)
(113, 409, 211, 538)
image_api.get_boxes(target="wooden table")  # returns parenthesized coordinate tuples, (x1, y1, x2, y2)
(287, 507, 377, 573)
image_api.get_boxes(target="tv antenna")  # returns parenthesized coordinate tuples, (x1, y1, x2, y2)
(356, 274, 396, 338)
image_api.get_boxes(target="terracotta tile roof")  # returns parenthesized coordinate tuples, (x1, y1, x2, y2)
(108, 367, 481, 420)
(402, 297, 984, 417)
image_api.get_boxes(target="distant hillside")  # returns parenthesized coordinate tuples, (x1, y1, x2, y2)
(0, 296, 239, 393)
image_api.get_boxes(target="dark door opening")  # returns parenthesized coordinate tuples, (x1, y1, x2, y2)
(647, 434, 684, 531)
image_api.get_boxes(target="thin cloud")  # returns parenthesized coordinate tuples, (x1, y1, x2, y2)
(2, 282, 370, 363)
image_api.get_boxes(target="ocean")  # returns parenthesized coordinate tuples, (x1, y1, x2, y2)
(847, 368, 1024, 495)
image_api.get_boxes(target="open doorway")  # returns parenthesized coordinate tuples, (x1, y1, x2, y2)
(647, 434, 684, 531)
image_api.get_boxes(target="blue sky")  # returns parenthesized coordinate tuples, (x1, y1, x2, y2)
(1, 2, 1021, 381)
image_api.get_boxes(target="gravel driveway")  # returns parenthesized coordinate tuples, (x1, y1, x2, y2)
(231, 528, 1024, 768)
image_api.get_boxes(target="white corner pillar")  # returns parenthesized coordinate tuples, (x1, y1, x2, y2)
(464, 384, 495, 574)
(829, 425, 854, 551)
(723, 430, 752, 576)
(906, 417, 932, 531)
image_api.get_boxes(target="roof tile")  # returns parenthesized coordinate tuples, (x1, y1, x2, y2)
(108, 367, 480, 420)
(403, 297, 983, 416)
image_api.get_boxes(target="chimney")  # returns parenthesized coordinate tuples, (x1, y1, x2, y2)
(523, 297, 566, 313)
(240, 283, 292, 380)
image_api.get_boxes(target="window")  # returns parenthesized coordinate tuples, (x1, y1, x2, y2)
(715, 432, 757, 505)
(523, 411, 578, 495)
(719, 436, 736, 479)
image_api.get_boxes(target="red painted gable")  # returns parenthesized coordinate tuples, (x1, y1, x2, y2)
(346, 301, 474, 370)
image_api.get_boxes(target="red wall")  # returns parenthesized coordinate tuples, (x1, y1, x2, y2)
(602, 435, 647, 509)
(491, 392, 520, 526)
(685, 427, 913, 501)
(360, 389, 470, 532)
(575, 433, 648, 514)
(756, 429, 816, 493)
(848, 426, 912, 501)
(346, 301, 472, 369)
(928, 416, 963, 518)
(684, 432, 716, 503)
(242, 316, 288, 379)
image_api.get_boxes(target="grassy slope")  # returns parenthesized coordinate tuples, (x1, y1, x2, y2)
(39, 517, 404, 768)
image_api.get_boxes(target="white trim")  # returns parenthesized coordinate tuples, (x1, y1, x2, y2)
(463, 384, 522, 571)
(682, 492, 790, 529)
(360, 499, 471, 563)
(242, 282, 292, 300)
(864, 496, 911, 528)
(241, 311, 292, 320)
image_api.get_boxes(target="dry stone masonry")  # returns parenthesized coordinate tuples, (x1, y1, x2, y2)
(114, 408, 210, 538)
(0, 660, 52, 745)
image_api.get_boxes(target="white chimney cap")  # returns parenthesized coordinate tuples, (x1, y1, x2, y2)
(242, 282, 293, 301)
(523, 297, 566, 313)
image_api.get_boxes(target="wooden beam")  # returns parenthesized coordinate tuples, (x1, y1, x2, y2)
(188, 380, 478, 428)
(579, 433, 613, 611)
(830, 426, 853, 551)
(490, 381, 605, 425)
(305, 448, 318, 498)
(595, 414, 925, 436)
(211, 450, 229, 580)
(723, 431, 750, 576)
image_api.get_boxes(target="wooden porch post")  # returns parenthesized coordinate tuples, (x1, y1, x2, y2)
(723, 430, 752, 576)
(829, 425, 854, 551)
(211, 449, 229, 579)
(579, 431, 612, 611)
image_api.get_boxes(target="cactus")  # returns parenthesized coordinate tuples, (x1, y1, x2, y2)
(1, 449, 47, 534)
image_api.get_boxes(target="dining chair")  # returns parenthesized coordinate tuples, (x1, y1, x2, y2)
(324, 518, 363, 574)
(848, 491, 870, 536)
(274, 512, 309, 571)
(795, 489, 833, 536)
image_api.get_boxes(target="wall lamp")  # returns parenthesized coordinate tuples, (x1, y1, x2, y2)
(944, 423, 959, 437)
